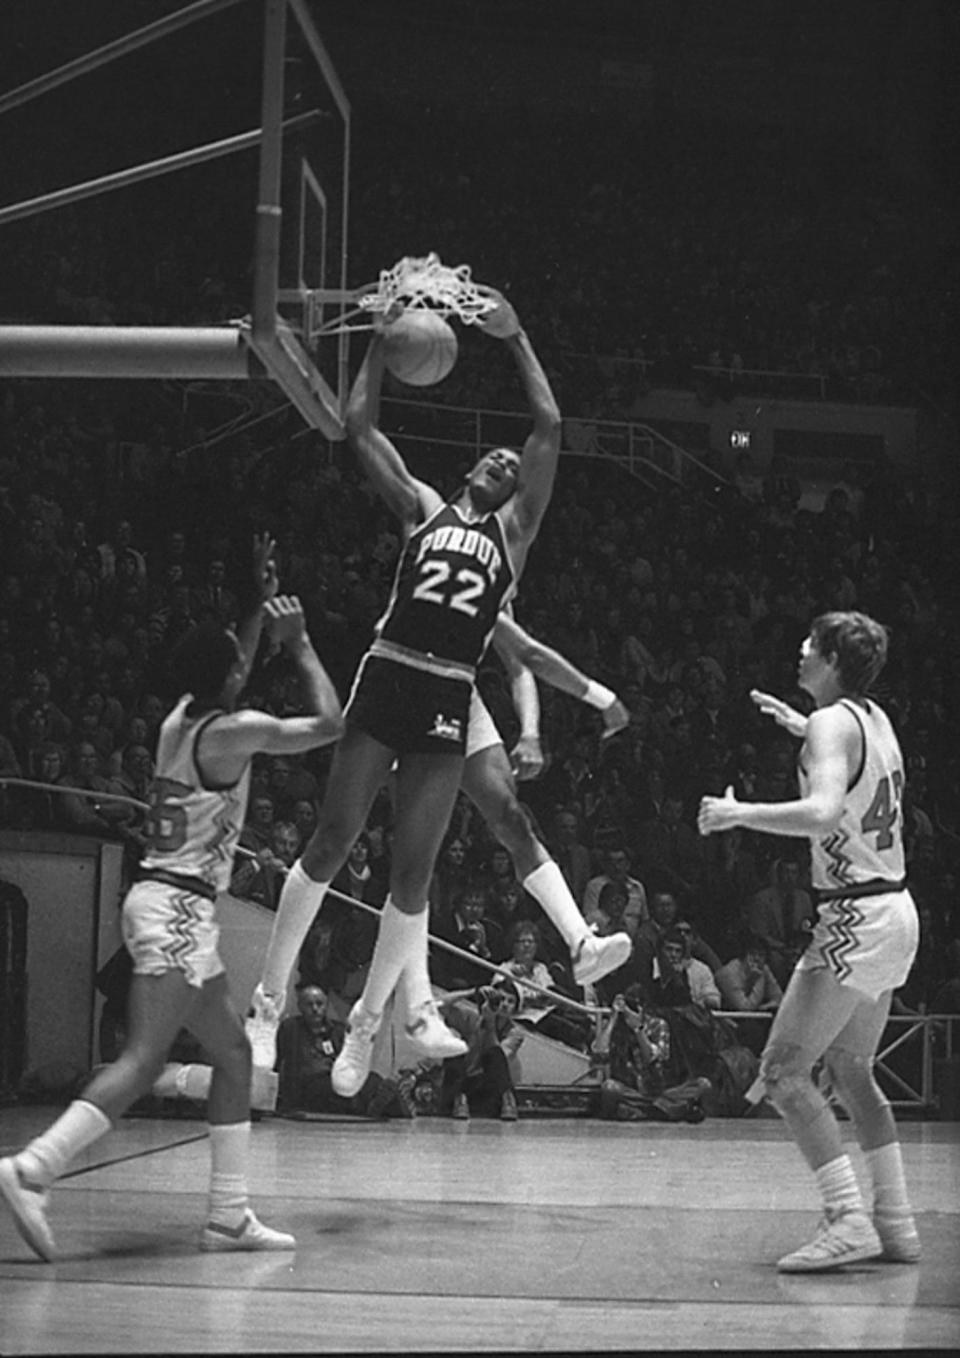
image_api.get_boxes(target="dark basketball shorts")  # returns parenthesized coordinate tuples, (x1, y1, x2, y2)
(345, 653, 472, 756)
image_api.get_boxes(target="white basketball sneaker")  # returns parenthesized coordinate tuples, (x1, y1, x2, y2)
(245, 984, 284, 1069)
(404, 999, 468, 1061)
(331, 1001, 382, 1097)
(200, 1209, 295, 1252)
(0, 1156, 56, 1262)
(573, 929, 633, 986)
(777, 1209, 882, 1273)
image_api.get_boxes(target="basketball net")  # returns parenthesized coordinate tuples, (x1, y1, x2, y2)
(357, 252, 497, 324)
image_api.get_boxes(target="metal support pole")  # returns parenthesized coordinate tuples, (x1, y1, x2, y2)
(252, 0, 287, 342)
(0, 327, 256, 380)
(0, 111, 320, 228)
(0, 0, 248, 118)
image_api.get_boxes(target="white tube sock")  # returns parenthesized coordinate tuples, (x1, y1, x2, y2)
(361, 898, 425, 1017)
(260, 860, 330, 998)
(815, 1153, 866, 1217)
(208, 1121, 250, 1227)
(522, 860, 589, 950)
(20, 1099, 112, 1188)
(864, 1143, 912, 1219)
(399, 907, 433, 1013)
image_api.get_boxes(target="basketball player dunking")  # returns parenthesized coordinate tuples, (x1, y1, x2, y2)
(248, 290, 576, 1095)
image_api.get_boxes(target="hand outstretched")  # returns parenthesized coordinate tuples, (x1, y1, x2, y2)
(252, 533, 279, 605)
(263, 594, 307, 650)
(750, 688, 807, 738)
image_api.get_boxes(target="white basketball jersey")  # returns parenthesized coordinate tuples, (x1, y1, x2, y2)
(801, 697, 906, 891)
(139, 695, 251, 894)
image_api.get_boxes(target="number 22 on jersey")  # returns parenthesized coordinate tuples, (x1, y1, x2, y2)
(412, 559, 486, 617)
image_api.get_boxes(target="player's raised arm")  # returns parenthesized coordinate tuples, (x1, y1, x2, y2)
(478, 289, 561, 543)
(750, 688, 808, 739)
(200, 596, 344, 778)
(345, 330, 442, 533)
(233, 532, 279, 687)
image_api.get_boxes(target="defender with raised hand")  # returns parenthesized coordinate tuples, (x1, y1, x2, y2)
(0, 540, 343, 1261)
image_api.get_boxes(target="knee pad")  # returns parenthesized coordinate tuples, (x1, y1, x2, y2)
(758, 1042, 817, 1112)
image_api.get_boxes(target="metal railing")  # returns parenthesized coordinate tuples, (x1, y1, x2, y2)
(380, 395, 728, 492)
(717, 1009, 957, 1113)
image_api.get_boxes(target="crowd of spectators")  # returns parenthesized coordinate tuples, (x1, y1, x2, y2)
(1, 100, 957, 1118)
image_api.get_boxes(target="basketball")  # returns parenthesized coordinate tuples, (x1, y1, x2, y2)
(382, 310, 458, 386)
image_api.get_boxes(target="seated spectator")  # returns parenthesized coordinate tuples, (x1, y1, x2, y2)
(485, 844, 521, 897)
(11, 742, 67, 830)
(240, 820, 301, 912)
(12, 704, 57, 778)
(545, 805, 593, 907)
(9, 668, 72, 747)
(73, 697, 115, 766)
(634, 891, 719, 986)
(434, 880, 500, 992)
(290, 796, 319, 850)
(439, 980, 524, 1121)
(496, 921, 593, 1050)
(673, 915, 722, 978)
(651, 927, 721, 1011)
(106, 741, 154, 870)
(58, 739, 132, 838)
(275, 983, 413, 1119)
(106, 713, 152, 775)
(583, 843, 648, 941)
(716, 932, 782, 1013)
(265, 754, 321, 818)
(428, 833, 472, 931)
(190, 557, 238, 625)
(635, 791, 704, 900)
(297, 835, 382, 1016)
(594, 984, 670, 1100)
(239, 790, 278, 854)
(593, 984, 710, 1124)
(487, 876, 540, 955)
(744, 855, 815, 987)
(230, 792, 278, 896)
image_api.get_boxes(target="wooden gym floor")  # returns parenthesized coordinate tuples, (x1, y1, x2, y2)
(0, 1106, 958, 1353)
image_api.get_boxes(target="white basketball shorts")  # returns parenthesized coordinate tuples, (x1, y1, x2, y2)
(121, 879, 225, 990)
(796, 887, 919, 1001)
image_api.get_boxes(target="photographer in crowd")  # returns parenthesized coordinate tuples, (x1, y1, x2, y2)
(593, 984, 709, 1122)
(439, 980, 525, 1122)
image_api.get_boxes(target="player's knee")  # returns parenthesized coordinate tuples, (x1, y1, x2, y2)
(388, 857, 432, 905)
(822, 1047, 882, 1105)
(758, 1043, 815, 1111)
(301, 809, 358, 874)
(488, 794, 536, 856)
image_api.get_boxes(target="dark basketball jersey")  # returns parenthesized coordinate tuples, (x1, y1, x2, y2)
(372, 503, 516, 674)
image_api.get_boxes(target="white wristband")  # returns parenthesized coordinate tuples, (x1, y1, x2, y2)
(583, 680, 616, 711)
